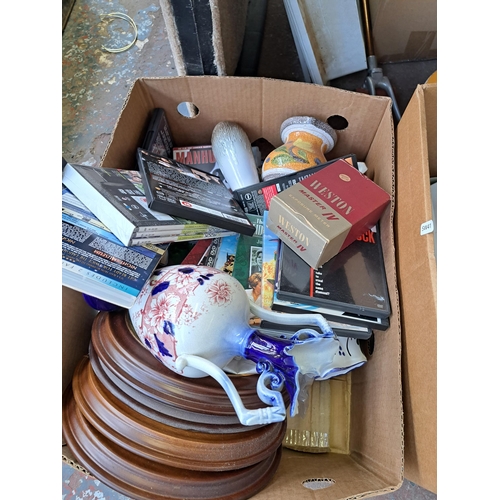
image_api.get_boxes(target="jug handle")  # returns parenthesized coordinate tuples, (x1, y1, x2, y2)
(249, 302, 334, 336)
(175, 354, 287, 426)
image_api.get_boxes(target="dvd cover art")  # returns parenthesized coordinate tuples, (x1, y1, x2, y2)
(277, 225, 390, 318)
(137, 149, 255, 236)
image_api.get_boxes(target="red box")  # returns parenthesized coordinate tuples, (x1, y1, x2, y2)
(267, 159, 390, 268)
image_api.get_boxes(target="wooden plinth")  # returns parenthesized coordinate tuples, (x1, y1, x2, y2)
(91, 310, 266, 416)
(89, 342, 251, 433)
(71, 356, 286, 471)
(62, 309, 287, 499)
(63, 385, 282, 500)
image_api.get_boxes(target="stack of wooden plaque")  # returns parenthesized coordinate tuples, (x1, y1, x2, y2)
(62, 309, 287, 500)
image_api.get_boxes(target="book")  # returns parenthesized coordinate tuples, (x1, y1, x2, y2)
(232, 214, 264, 306)
(283, 0, 367, 85)
(136, 148, 256, 236)
(180, 238, 213, 265)
(233, 154, 357, 216)
(275, 224, 391, 325)
(261, 211, 280, 310)
(142, 108, 174, 158)
(197, 234, 241, 274)
(62, 162, 235, 247)
(62, 187, 168, 309)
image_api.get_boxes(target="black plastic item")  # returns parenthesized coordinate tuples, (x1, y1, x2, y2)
(170, 0, 217, 75)
(236, 0, 268, 76)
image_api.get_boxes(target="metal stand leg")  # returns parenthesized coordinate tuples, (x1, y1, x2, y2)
(360, 0, 402, 125)
(364, 55, 402, 124)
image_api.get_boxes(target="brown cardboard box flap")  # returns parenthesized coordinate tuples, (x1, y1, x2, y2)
(396, 83, 437, 493)
(369, 0, 437, 63)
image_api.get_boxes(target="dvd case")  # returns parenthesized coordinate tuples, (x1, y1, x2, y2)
(136, 148, 256, 236)
(142, 108, 174, 158)
(275, 224, 391, 322)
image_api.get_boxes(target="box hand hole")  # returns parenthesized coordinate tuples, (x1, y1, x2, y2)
(302, 478, 336, 490)
(327, 115, 349, 131)
(176, 102, 200, 119)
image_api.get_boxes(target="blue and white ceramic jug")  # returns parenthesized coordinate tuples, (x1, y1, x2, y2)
(129, 265, 366, 426)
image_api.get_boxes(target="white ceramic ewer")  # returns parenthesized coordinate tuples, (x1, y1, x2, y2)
(129, 265, 366, 426)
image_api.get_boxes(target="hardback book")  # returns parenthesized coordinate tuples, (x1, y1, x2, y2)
(266, 158, 391, 268)
(62, 162, 234, 247)
(232, 214, 264, 304)
(233, 154, 357, 216)
(62, 187, 168, 309)
(136, 148, 256, 236)
(261, 211, 280, 310)
(142, 108, 174, 158)
(275, 224, 391, 325)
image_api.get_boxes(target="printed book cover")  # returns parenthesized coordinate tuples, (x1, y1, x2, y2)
(261, 211, 280, 310)
(136, 148, 255, 236)
(62, 162, 233, 246)
(276, 225, 391, 320)
(198, 234, 240, 275)
(233, 154, 357, 215)
(232, 214, 264, 306)
(62, 187, 168, 309)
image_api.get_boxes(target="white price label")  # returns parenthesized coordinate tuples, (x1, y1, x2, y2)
(420, 220, 434, 235)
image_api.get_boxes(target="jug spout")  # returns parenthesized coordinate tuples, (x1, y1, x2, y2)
(244, 329, 366, 417)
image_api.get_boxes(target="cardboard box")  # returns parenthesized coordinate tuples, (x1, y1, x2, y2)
(64, 76, 403, 499)
(395, 83, 437, 493)
(369, 0, 437, 63)
(159, 0, 249, 76)
(267, 159, 390, 269)
(62, 286, 96, 394)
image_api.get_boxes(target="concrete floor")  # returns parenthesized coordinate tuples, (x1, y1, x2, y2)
(62, 1, 437, 498)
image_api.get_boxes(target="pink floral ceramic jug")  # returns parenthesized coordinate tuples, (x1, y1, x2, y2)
(129, 265, 366, 426)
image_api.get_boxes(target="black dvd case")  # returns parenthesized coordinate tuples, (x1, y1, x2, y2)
(233, 154, 358, 216)
(275, 224, 391, 321)
(142, 108, 174, 158)
(136, 148, 256, 236)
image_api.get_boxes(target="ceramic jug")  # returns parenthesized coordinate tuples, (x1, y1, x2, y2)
(261, 116, 337, 181)
(129, 265, 366, 426)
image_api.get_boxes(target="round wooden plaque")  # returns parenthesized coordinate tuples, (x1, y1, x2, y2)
(72, 356, 286, 471)
(62, 385, 282, 500)
(91, 310, 266, 415)
(89, 342, 253, 432)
